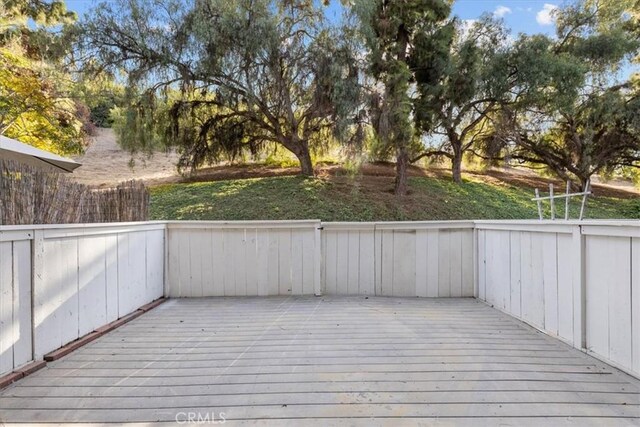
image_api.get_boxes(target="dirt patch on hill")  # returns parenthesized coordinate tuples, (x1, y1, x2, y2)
(71, 128, 180, 187)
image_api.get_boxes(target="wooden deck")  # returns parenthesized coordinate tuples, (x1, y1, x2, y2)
(1, 297, 639, 426)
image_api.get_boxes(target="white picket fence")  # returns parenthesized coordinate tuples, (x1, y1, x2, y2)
(1, 220, 639, 380)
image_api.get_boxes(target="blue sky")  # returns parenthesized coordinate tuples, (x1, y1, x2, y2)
(452, 1, 560, 35)
(67, 0, 562, 37)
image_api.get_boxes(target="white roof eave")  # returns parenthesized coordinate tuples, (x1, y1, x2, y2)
(0, 135, 82, 173)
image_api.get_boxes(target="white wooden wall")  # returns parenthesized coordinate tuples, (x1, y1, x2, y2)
(3, 220, 639, 380)
(476, 223, 579, 346)
(166, 221, 321, 297)
(0, 230, 33, 376)
(322, 223, 376, 295)
(322, 222, 474, 297)
(582, 224, 640, 378)
(0, 223, 166, 375)
(33, 224, 165, 358)
(168, 222, 474, 298)
(477, 221, 640, 379)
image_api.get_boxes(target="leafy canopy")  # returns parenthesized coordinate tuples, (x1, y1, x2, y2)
(82, 0, 362, 175)
(411, 16, 511, 183)
(353, 0, 452, 194)
(0, 0, 86, 155)
(485, 0, 640, 187)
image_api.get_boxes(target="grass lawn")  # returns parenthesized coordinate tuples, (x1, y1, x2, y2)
(150, 173, 640, 221)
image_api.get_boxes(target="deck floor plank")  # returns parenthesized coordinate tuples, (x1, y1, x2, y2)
(1, 296, 639, 425)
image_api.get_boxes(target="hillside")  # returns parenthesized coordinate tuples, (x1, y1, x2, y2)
(71, 129, 638, 221)
(150, 167, 640, 221)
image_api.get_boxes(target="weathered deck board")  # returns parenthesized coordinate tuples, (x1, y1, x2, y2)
(1, 297, 639, 425)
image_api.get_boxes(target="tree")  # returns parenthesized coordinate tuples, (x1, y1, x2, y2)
(1, 0, 75, 56)
(81, 0, 361, 176)
(486, 0, 640, 189)
(354, 0, 452, 195)
(411, 17, 511, 184)
(0, 0, 86, 155)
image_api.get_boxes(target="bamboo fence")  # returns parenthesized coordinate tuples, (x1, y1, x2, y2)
(0, 159, 149, 225)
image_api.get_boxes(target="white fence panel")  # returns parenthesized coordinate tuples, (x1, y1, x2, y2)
(3, 220, 640, 381)
(0, 231, 33, 376)
(33, 224, 165, 358)
(322, 224, 375, 295)
(476, 223, 578, 346)
(633, 237, 640, 376)
(478, 221, 640, 379)
(321, 223, 474, 297)
(583, 227, 638, 377)
(166, 221, 321, 297)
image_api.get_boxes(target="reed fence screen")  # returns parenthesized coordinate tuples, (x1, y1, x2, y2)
(0, 159, 149, 224)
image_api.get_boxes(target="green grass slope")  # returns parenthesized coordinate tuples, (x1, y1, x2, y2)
(150, 174, 640, 221)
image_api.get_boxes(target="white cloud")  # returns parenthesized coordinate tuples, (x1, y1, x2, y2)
(494, 5, 512, 18)
(536, 4, 558, 25)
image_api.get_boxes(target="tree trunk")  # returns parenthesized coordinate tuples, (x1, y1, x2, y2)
(293, 143, 314, 177)
(452, 152, 463, 184)
(578, 175, 591, 192)
(395, 147, 409, 196)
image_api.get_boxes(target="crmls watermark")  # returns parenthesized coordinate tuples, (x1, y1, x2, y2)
(175, 411, 227, 424)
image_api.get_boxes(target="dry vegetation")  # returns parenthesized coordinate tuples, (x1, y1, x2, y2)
(1, 159, 149, 225)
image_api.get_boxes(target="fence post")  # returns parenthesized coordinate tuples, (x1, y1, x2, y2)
(163, 224, 169, 298)
(473, 226, 479, 298)
(314, 222, 322, 296)
(31, 229, 45, 361)
(564, 181, 571, 220)
(571, 225, 586, 349)
(549, 184, 555, 220)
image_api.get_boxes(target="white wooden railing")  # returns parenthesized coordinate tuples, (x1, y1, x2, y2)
(1, 220, 638, 380)
(476, 220, 640, 379)
(321, 222, 474, 297)
(1, 222, 165, 376)
(166, 221, 322, 297)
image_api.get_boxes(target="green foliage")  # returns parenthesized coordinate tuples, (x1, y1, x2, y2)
(82, 0, 362, 175)
(353, 0, 452, 193)
(411, 17, 511, 182)
(149, 175, 638, 221)
(486, 0, 640, 188)
(0, 0, 76, 61)
(73, 74, 125, 128)
(109, 90, 172, 156)
(0, 0, 87, 155)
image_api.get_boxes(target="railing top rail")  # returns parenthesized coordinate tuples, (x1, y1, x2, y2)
(474, 219, 640, 226)
(1, 219, 638, 239)
(0, 220, 166, 232)
(166, 220, 322, 229)
(0, 221, 167, 240)
(475, 220, 639, 234)
(373, 221, 476, 230)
